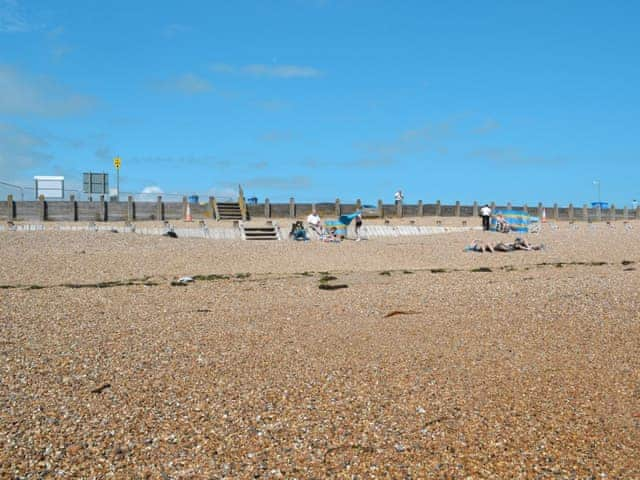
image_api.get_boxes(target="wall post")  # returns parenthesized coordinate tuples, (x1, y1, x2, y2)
(583, 204, 589, 222)
(537, 202, 543, 218)
(435, 200, 441, 216)
(523, 204, 528, 214)
(356, 198, 362, 209)
(596, 204, 602, 221)
(38, 194, 46, 221)
(396, 200, 403, 217)
(377, 199, 383, 218)
(156, 195, 164, 221)
(335, 198, 341, 216)
(553, 203, 559, 220)
(7, 194, 14, 220)
(636, 205, 640, 220)
(70, 194, 78, 221)
(609, 204, 616, 221)
(490, 201, 496, 213)
(99, 195, 106, 221)
(289, 197, 296, 218)
(182, 196, 188, 220)
(454, 201, 461, 217)
(472, 201, 478, 217)
(417, 200, 423, 217)
(506, 202, 512, 210)
(623, 206, 628, 220)
(208, 196, 216, 219)
(127, 195, 134, 222)
(264, 198, 271, 218)
(568, 203, 574, 221)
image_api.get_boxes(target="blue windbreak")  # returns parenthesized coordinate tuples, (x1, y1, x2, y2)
(490, 210, 537, 233)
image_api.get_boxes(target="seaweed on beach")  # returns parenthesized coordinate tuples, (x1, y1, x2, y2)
(319, 275, 338, 283)
(319, 284, 348, 290)
(430, 268, 447, 274)
(379, 271, 391, 276)
(384, 310, 421, 318)
(471, 267, 492, 273)
(192, 274, 230, 281)
(621, 260, 634, 266)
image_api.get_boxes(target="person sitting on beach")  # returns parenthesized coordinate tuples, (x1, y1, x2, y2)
(307, 210, 322, 235)
(495, 215, 510, 233)
(289, 221, 308, 241)
(323, 227, 341, 242)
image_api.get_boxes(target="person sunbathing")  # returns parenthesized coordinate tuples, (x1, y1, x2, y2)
(513, 237, 544, 251)
(493, 241, 515, 252)
(465, 239, 493, 252)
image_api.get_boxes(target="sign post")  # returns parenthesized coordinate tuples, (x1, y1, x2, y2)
(113, 156, 121, 201)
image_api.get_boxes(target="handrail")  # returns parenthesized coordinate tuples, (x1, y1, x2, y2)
(0, 181, 25, 201)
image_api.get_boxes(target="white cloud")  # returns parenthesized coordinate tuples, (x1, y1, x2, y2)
(359, 122, 451, 157)
(470, 147, 563, 165)
(0, 123, 52, 178)
(136, 185, 164, 201)
(0, 65, 96, 116)
(244, 176, 311, 189)
(163, 23, 192, 38)
(473, 118, 500, 134)
(156, 73, 213, 94)
(0, 0, 31, 33)
(210, 63, 322, 78)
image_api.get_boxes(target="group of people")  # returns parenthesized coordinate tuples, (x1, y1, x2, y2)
(465, 237, 544, 253)
(289, 210, 363, 242)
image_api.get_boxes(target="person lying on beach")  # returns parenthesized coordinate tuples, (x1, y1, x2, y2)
(493, 241, 515, 252)
(513, 237, 544, 251)
(464, 239, 493, 253)
(465, 239, 543, 253)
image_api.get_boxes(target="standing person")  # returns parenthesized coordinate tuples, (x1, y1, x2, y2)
(480, 204, 492, 231)
(354, 212, 363, 241)
(307, 210, 322, 236)
(394, 189, 404, 203)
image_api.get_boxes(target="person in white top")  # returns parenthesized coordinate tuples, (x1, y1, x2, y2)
(307, 211, 322, 235)
(480, 204, 492, 231)
(394, 190, 404, 202)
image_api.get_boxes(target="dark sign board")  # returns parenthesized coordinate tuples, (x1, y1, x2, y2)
(83, 173, 109, 195)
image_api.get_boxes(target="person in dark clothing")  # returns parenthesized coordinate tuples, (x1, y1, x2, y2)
(480, 204, 492, 231)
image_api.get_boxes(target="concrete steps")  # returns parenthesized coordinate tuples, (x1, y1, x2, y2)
(216, 202, 243, 221)
(242, 225, 280, 240)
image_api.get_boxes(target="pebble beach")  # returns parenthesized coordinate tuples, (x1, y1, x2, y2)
(1, 219, 639, 478)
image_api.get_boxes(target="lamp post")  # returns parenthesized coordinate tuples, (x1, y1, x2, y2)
(593, 180, 601, 204)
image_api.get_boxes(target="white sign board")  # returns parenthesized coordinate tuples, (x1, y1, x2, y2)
(34, 176, 64, 199)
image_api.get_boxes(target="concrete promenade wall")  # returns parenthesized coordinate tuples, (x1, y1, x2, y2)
(1, 195, 639, 222)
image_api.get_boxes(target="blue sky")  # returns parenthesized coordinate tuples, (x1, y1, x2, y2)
(1, 0, 639, 205)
